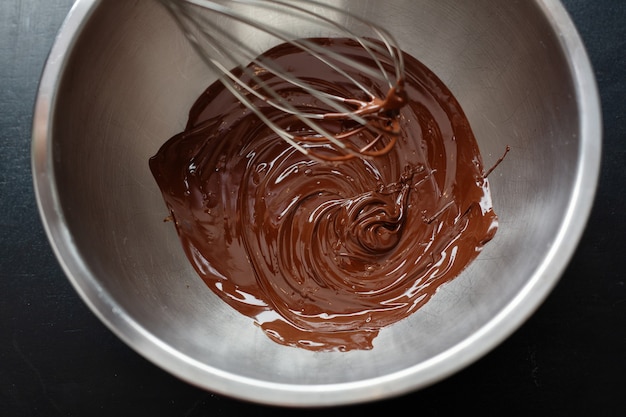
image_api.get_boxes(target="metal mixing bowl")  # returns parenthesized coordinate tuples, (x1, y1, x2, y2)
(32, 0, 601, 407)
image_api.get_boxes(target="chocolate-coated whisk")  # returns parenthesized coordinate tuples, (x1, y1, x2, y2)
(161, 0, 406, 161)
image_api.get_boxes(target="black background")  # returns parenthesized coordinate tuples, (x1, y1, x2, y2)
(1, 0, 624, 415)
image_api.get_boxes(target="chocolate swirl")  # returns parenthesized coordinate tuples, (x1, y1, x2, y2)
(149, 38, 498, 351)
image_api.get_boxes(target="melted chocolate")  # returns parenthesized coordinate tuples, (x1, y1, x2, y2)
(149, 38, 498, 352)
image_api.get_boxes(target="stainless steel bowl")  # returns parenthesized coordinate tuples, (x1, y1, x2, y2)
(32, 0, 601, 407)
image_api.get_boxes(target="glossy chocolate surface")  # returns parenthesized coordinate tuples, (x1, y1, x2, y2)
(150, 38, 498, 351)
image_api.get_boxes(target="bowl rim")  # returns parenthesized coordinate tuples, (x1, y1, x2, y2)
(31, 0, 602, 407)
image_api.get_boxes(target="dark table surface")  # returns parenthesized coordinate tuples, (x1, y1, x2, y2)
(2, 0, 625, 415)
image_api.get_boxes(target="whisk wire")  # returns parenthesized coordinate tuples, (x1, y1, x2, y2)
(162, 0, 406, 161)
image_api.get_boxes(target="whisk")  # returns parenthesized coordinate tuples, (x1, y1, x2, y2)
(160, 0, 406, 161)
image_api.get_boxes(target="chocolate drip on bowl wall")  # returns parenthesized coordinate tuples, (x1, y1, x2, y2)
(149, 38, 498, 352)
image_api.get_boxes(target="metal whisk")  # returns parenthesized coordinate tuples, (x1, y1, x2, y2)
(160, 0, 406, 161)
